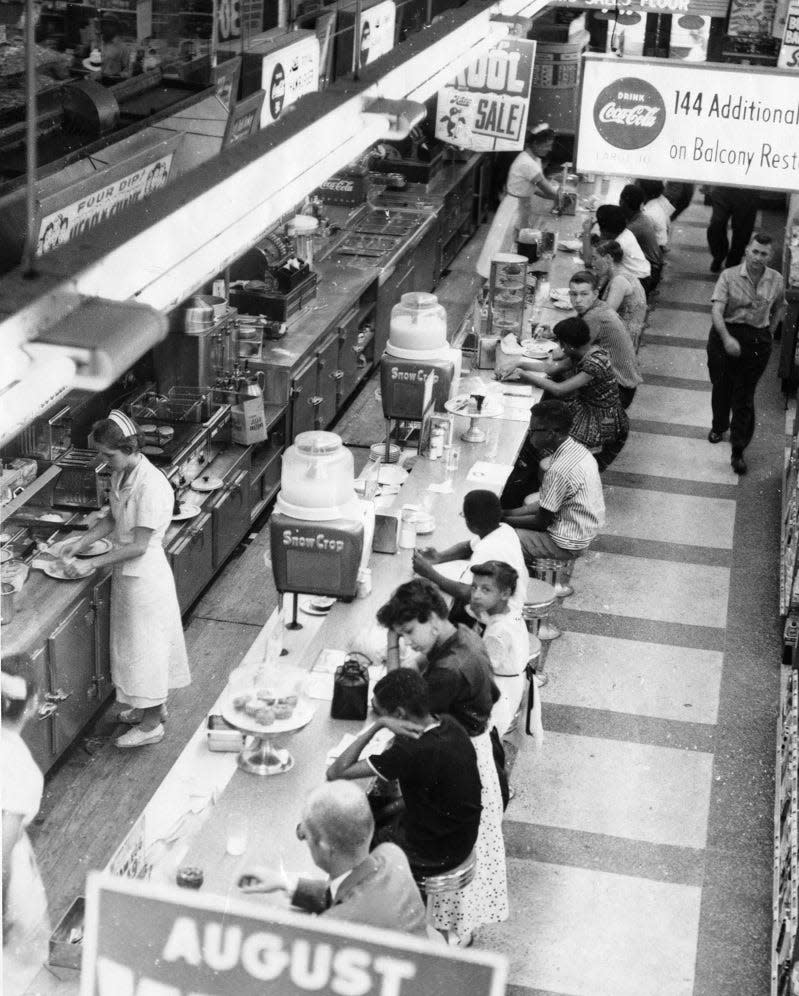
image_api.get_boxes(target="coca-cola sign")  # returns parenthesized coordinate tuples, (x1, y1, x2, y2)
(593, 76, 666, 150)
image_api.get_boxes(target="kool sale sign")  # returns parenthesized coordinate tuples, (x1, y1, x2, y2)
(779, 0, 799, 68)
(435, 38, 536, 152)
(577, 55, 799, 191)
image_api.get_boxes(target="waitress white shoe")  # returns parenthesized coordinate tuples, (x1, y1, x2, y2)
(115, 724, 164, 748)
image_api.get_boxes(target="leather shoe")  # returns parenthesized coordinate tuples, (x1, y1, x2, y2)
(710, 258, 723, 273)
(115, 724, 165, 748)
(731, 453, 747, 475)
(707, 429, 724, 444)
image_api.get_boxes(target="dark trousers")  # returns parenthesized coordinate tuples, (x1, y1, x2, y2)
(706, 324, 772, 453)
(706, 188, 758, 268)
(665, 182, 695, 221)
(618, 385, 637, 409)
(595, 421, 629, 472)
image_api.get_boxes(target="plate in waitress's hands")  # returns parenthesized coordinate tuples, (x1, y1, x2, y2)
(44, 561, 95, 581)
(77, 538, 113, 557)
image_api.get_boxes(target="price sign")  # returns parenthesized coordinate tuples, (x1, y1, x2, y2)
(217, 0, 241, 42)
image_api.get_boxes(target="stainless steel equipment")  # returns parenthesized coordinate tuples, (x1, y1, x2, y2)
(51, 449, 111, 509)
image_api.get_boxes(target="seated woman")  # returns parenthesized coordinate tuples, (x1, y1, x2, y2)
(593, 240, 648, 352)
(499, 316, 629, 472)
(468, 561, 530, 739)
(377, 579, 508, 946)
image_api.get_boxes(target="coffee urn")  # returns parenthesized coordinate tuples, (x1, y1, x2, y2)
(269, 432, 374, 602)
(379, 292, 461, 424)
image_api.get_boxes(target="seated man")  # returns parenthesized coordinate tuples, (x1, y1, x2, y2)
(239, 780, 428, 936)
(503, 399, 605, 563)
(468, 560, 530, 739)
(412, 489, 529, 617)
(326, 669, 482, 878)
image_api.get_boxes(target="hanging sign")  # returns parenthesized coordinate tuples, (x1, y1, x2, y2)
(79, 874, 507, 996)
(435, 38, 536, 152)
(576, 55, 799, 191)
(36, 135, 183, 256)
(260, 33, 320, 128)
(779, 0, 799, 65)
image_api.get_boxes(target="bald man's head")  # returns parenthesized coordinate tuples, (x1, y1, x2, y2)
(302, 781, 374, 861)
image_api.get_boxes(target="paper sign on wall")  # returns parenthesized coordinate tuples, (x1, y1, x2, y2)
(260, 34, 320, 128)
(435, 38, 536, 152)
(576, 55, 799, 191)
(358, 0, 396, 67)
(79, 874, 508, 996)
(779, 0, 799, 66)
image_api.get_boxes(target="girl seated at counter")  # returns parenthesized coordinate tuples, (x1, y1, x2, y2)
(498, 316, 629, 472)
(467, 561, 530, 740)
(592, 240, 648, 352)
(377, 579, 508, 947)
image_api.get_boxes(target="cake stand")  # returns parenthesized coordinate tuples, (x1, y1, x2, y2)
(445, 395, 504, 443)
(221, 697, 315, 776)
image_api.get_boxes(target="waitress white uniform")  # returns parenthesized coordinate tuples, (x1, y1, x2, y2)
(477, 150, 546, 279)
(108, 455, 190, 708)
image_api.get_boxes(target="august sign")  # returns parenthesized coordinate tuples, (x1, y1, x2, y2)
(435, 38, 536, 152)
(79, 875, 507, 996)
(577, 55, 799, 191)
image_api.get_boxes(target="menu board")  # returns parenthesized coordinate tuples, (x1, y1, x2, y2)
(576, 55, 799, 191)
(260, 33, 320, 128)
(435, 38, 536, 152)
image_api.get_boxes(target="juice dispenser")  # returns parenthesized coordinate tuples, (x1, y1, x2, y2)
(269, 431, 374, 605)
(379, 292, 461, 421)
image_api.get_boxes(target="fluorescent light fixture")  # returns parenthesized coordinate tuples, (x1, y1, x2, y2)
(362, 97, 427, 139)
(0, 344, 75, 448)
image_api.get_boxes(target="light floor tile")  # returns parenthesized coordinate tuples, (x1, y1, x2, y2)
(543, 631, 724, 725)
(482, 859, 701, 996)
(509, 730, 714, 849)
(645, 307, 710, 341)
(657, 280, 714, 307)
(639, 343, 709, 382)
(573, 552, 729, 628)
(603, 486, 735, 548)
(612, 431, 739, 484)
(628, 384, 710, 428)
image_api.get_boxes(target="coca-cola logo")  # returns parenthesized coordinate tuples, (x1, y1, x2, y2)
(593, 77, 666, 150)
(269, 63, 285, 121)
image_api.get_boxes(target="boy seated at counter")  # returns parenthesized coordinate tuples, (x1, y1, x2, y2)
(239, 780, 428, 936)
(325, 669, 482, 881)
(467, 561, 529, 739)
(412, 489, 529, 621)
(502, 400, 606, 564)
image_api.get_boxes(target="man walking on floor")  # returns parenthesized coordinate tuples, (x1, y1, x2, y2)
(706, 232, 784, 475)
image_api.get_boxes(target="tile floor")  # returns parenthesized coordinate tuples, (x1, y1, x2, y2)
(483, 200, 785, 996)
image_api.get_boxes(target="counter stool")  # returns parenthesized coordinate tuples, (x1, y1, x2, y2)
(528, 556, 576, 600)
(522, 576, 560, 644)
(416, 850, 477, 944)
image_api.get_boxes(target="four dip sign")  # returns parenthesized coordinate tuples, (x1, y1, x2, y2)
(577, 54, 799, 191)
(435, 37, 536, 152)
(79, 874, 508, 996)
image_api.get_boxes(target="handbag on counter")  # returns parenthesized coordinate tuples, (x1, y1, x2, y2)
(331, 654, 370, 720)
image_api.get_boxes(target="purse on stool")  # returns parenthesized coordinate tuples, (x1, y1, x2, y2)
(331, 654, 370, 720)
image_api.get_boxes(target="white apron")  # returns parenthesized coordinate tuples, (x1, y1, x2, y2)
(109, 457, 190, 708)
(476, 150, 545, 279)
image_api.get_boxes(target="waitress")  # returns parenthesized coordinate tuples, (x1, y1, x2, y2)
(476, 123, 559, 280)
(57, 410, 190, 748)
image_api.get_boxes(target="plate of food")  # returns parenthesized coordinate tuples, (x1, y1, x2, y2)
(77, 538, 113, 558)
(377, 465, 408, 487)
(445, 395, 504, 418)
(551, 300, 573, 311)
(222, 691, 315, 735)
(172, 503, 202, 522)
(523, 341, 556, 359)
(43, 561, 95, 581)
(558, 239, 583, 253)
(190, 475, 224, 493)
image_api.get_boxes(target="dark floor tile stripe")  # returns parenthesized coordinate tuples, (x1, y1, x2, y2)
(505, 986, 581, 996)
(672, 218, 707, 229)
(559, 607, 726, 652)
(542, 702, 717, 753)
(503, 822, 706, 888)
(643, 374, 711, 392)
(602, 469, 739, 500)
(678, 243, 713, 253)
(628, 418, 712, 440)
(644, 333, 708, 349)
(667, 270, 717, 282)
(590, 533, 731, 567)
(652, 300, 711, 313)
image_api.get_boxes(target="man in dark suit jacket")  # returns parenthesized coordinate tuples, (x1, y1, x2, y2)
(239, 781, 428, 937)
